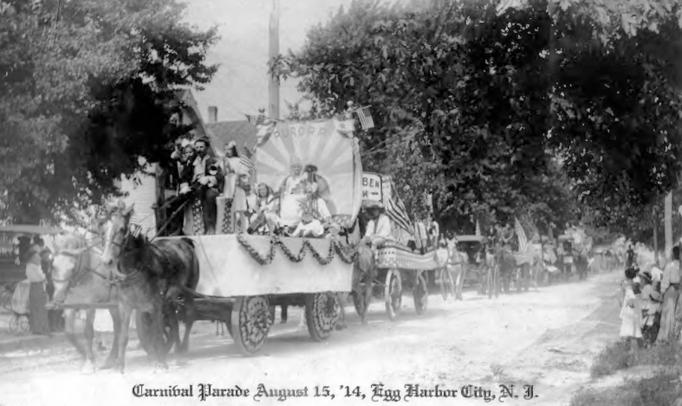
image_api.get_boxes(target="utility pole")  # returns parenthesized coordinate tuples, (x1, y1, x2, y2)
(268, 0, 280, 120)
(665, 192, 672, 260)
(653, 205, 659, 265)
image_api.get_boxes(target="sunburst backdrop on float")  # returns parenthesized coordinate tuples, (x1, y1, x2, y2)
(254, 119, 361, 220)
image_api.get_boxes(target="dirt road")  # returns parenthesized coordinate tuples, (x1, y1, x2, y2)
(0, 271, 621, 406)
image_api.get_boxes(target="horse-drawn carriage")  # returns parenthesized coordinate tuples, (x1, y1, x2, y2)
(136, 117, 364, 355)
(351, 175, 447, 320)
(355, 240, 444, 320)
(444, 235, 490, 299)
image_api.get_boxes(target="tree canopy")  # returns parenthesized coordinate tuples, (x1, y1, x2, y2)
(0, 0, 217, 223)
(273, 0, 682, 235)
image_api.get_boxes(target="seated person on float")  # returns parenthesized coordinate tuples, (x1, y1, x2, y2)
(363, 202, 392, 246)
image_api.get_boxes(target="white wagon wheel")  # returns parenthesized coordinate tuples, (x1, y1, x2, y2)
(305, 292, 339, 342)
(231, 296, 271, 355)
(413, 271, 429, 315)
(384, 268, 402, 321)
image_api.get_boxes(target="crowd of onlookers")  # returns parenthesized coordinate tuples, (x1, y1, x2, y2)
(619, 244, 680, 347)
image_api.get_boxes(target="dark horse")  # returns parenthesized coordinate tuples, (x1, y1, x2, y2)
(48, 234, 121, 373)
(102, 204, 200, 372)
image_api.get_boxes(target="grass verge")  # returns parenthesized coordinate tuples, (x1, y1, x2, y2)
(570, 372, 681, 406)
(571, 340, 682, 406)
(591, 340, 681, 378)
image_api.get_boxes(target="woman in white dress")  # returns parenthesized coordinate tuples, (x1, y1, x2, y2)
(620, 268, 642, 342)
(277, 159, 306, 228)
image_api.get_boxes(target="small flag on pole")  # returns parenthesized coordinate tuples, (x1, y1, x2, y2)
(238, 156, 256, 174)
(355, 106, 374, 130)
(385, 183, 413, 233)
(245, 114, 258, 125)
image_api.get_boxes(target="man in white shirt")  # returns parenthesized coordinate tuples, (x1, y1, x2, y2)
(363, 202, 392, 245)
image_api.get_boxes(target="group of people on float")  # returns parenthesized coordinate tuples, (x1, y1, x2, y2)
(619, 243, 680, 347)
(167, 134, 342, 238)
(167, 135, 224, 234)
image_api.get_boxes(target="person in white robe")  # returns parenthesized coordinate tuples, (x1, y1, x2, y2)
(277, 159, 306, 228)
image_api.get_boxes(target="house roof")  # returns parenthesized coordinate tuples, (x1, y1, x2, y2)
(206, 120, 258, 152)
(0, 225, 63, 235)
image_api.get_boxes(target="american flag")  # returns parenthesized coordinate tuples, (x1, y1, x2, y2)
(245, 114, 258, 125)
(385, 183, 413, 233)
(355, 106, 374, 130)
(238, 156, 256, 174)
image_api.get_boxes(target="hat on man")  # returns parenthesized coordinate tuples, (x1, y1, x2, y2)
(365, 200, 384, 209)
(194, 136, 211, 145)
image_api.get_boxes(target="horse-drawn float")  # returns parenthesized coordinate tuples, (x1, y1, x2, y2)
(105, 117, 364, 357)
(350, 174, 447, 321)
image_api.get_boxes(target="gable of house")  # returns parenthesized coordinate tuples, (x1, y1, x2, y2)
(206, 120, 258, 153)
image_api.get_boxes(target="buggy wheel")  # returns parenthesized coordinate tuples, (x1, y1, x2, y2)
(8, 314, 20, 333)
(18, 315, 29, 334)
(135, 311, 174, 356)
(305, 292, 338, 342)
(384, 269, 402, 321)
(231, 296, 271, 355)
(413, 272, 428, 315)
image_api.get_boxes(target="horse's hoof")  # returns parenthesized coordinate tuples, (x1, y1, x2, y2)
(80, 361, 96, 374)
(100, 358, 116, 370)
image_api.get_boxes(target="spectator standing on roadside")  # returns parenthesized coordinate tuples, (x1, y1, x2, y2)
(25, 244, 50, 335)
(639, 271, 661, 346)
(656, 245, 681, 343)
(620, 267, 642, 348)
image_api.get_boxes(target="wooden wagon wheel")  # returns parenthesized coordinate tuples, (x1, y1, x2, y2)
(135, 310, 174, 356)
(413, 271, 429, 315)
(18, 315, 30, 334)
(384, 268, 402, 321)
(8, 314, 19, 333)
(230, 296, 271, 355)
(305, 292, 339, 342)
(439, 267, 454, 301)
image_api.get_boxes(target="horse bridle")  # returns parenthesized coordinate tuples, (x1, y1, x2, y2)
(111, 230, 167, 285)
(50, 248, 120, 307)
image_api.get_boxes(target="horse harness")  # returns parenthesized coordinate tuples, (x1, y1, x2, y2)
(52, 248, 120, 306)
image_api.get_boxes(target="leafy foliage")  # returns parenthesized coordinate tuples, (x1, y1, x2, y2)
(273, 0, 571, 230)
(0, 0, 217, 223)
(273, 0, 682, 234)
